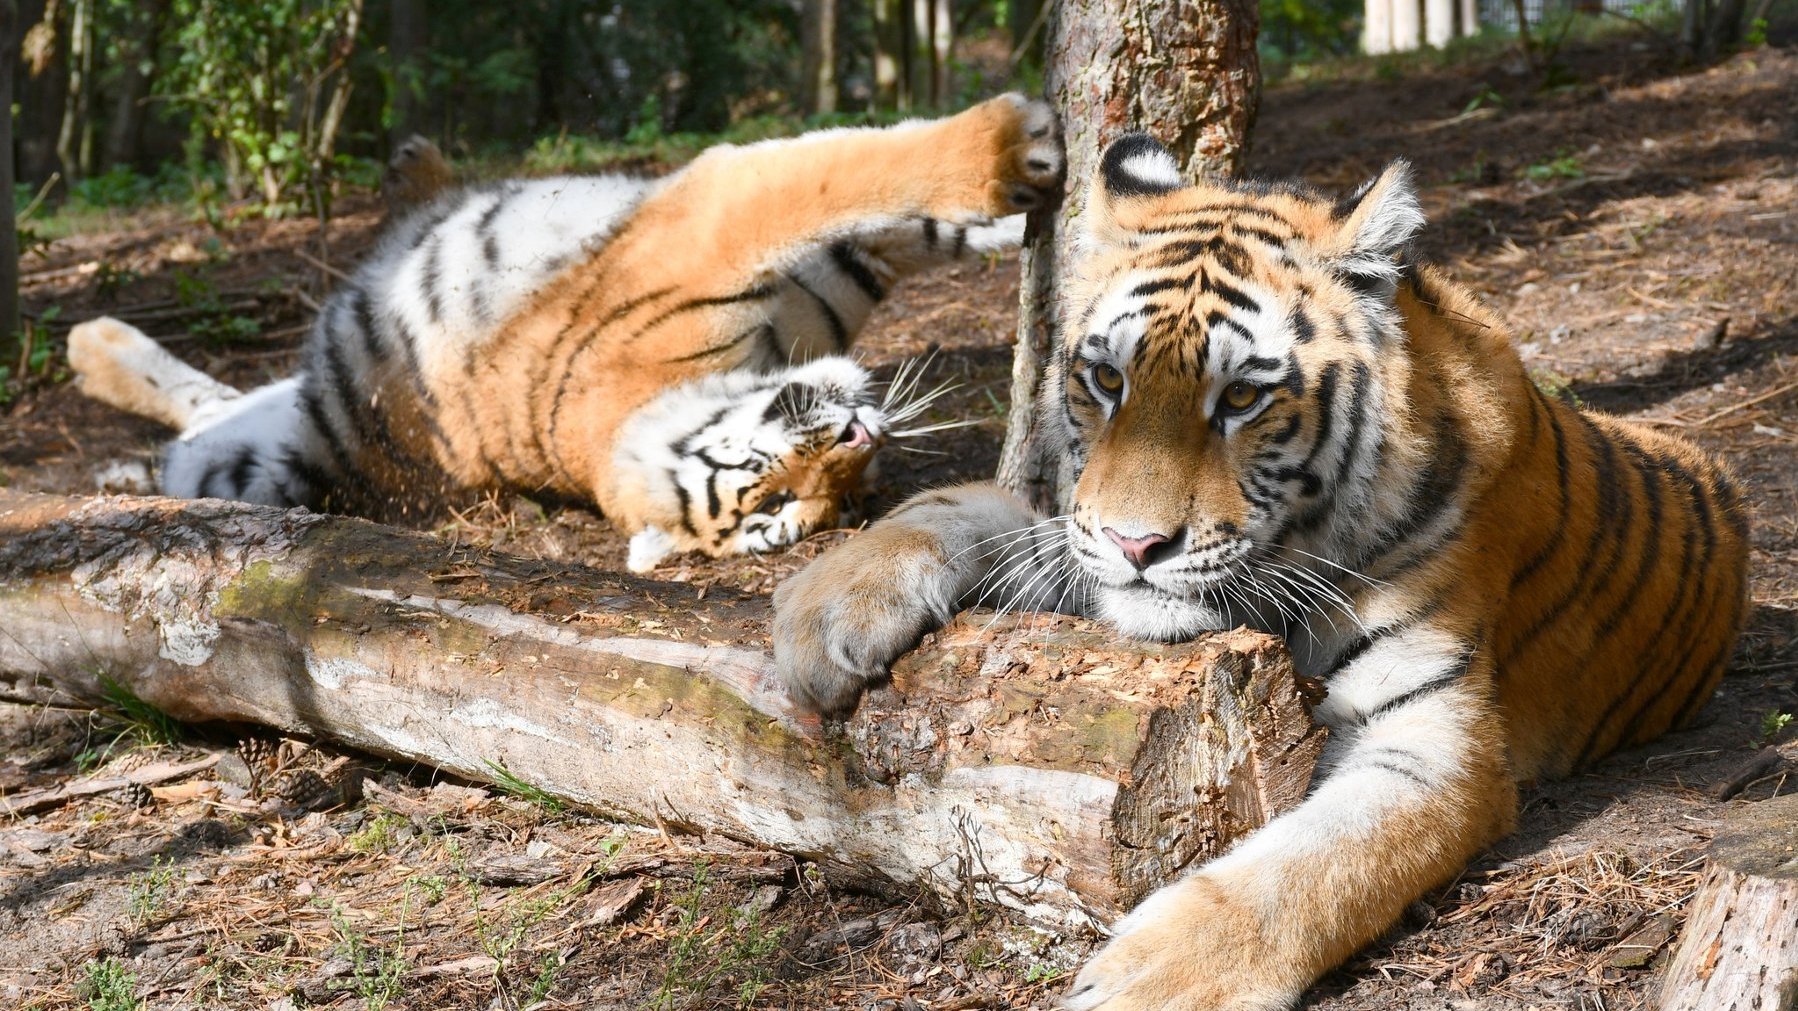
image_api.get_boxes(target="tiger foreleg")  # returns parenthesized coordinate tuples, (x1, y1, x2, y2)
(615, 94, 1061, 293)
(1066, 629, 1516, 1010)
(772, 481, 1079, 715)
(68, 316, 244, 433)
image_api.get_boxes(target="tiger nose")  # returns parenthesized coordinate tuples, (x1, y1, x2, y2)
(1102, 527, 1176, 570)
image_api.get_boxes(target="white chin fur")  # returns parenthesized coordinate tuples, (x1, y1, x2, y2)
(1095, 584, 1229, 641)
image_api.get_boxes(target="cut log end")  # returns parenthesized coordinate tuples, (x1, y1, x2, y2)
(1658, 793, 1798, 1010)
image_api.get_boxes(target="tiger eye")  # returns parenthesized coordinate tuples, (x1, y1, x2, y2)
(1222, 381, 1260, 411)
(1093, 363, 1125, 396)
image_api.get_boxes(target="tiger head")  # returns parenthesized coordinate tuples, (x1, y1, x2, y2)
(616, 357, 886, 572)
(1050, 135, 1432, 640)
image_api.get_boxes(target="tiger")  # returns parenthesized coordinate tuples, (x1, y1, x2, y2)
(771, 135, 1750, 1009)
(66, 94, 1063, 572)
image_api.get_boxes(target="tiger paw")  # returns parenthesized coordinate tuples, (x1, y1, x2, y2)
(770, 524, 959, 716)
(949, 93, 1065, 217)
(1064, 877, 1297, 1011)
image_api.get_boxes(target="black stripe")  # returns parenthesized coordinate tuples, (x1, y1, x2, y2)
(671, 478, 698, 536)
(228, 444, 258, 495)
(921, 218, 938, 248)
(1206, 276, 1259, 314)
(1361, 644, 1477, 724)
(1588, 439, 1665, 644)
(1572, 451, 1715, 766)
(669, 323, 777, 364)
(1356, 748, 1433, 788)
(951, 226, 968, 258)
(1508, 388, 1572, 589)
(1501, 409, 1631, 665)
(828, 243, 886, 301)
(420, 235, 446, 325)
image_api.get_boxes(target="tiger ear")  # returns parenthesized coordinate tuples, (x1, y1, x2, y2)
(1084, 134, 1184, 247)
(1330, 160, 1424, 289)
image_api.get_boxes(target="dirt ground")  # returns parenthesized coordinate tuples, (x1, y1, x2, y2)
(3, 26, 1797, 1011)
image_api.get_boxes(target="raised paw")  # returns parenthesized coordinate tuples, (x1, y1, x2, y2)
(946, 92, 1065, 217)
(770, 524, 960, 716)
(1064, 878, 1297, 1011)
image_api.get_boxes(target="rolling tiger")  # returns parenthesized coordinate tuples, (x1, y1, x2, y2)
(68, 95, 1063, 571)
(772, 136, 1750, 1008)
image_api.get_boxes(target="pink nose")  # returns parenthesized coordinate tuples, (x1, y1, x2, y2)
(1102, 527, 1172, 570)
(837, 421, 875, 449)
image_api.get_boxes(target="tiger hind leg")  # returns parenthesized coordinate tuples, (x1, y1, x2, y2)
(68, 316, 243, 433)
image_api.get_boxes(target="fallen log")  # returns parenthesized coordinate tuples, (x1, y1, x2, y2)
(0, 491, 1325, 928)
(1658, 793, 1798, 1009)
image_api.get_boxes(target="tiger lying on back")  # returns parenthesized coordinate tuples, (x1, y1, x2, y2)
(68, 95, 1062, 571)
(773, 137, 1749, 1008)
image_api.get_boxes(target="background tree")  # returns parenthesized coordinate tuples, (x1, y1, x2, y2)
(997, 0, 1264, 511)
(800, 0, 837, 115)
(1, 0, 17, 363)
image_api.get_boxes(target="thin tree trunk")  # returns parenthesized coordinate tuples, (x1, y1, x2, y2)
(387, 0, 427, 144)
(930, 0, 951, 107)
(1702, 0, 1748, 58)
(997, 0, 1262, 513)
(1459, 0, 1479, 37)
(0, 491, 1326, 926)
(19, 0, 66, 187)
(872, 0, 903, 110)
(1365, 0, 1394, 54)
(907, 0, 933, 108)
(0, 0, 18, 359)
(53, 0, 89, 181)
(800, 0, 838, 116)
(1426, 0, 1455, 46)
(1391, 0, 1423, 52)
(100, 0, 169, 169)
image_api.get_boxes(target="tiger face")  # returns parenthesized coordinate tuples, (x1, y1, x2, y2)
(617, 357, 885, 571)
(1052, 136, 1427, 640)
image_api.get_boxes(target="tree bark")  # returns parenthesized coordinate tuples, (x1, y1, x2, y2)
(1658, 794, 1798, 1008)
(1, 0, 18, 357)
(800, 0, 838, 116)
(1426, 0, 1455, 47)
(0, 492, 1325, 928)
(387, 0, 427, 144)
(18, 0, 67, 188)
(871, 0, 903, 110)
(1365, 0, 1394, 54)
(100, 0, 168, 169)
(997, 0, 1261, 513)
(53, 0, 90, 181)
(1391, 0, 1423, 52)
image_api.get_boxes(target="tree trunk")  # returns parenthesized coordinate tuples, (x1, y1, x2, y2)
(800, 0, 838, 116)
(0, 0, 17, 359)
(387, 0, 427, 144)
(1459, 0, 1479, 38)
(0, 492, 1326, 927)
(1658, 794, 1798, 1008)
(907, 0, 933, 108)
(1391, 0, 1423, 52)
(871, 0, 903, 110)
(53, 0, 89, 181)
(929, 0, 951, 108)
(997, 0, 1262, 513)
(1702, 0, 1749, 58)
(1426, 0, 1455, 47)
(100, 0, 169, 170)
(18, 0, 66, 188)
(1365, 0, 1393, 54)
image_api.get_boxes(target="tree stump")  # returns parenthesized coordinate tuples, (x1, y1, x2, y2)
(0, 491, 1325, 927)
(1658, 793, 1798, 1009)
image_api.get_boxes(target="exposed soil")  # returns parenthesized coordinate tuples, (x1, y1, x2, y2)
(3, 27, 1797, 1011)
